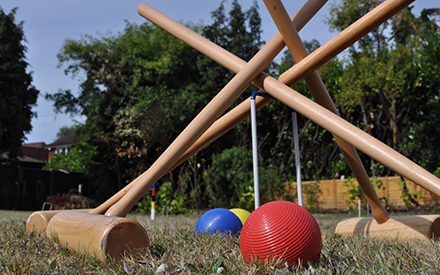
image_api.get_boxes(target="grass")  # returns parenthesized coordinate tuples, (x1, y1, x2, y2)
(1, 210, 440, 274)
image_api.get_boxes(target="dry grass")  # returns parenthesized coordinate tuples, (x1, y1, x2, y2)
(1, 210, 440, 274)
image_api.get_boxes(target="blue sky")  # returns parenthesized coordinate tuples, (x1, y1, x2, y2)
(1, 0, 435, 144)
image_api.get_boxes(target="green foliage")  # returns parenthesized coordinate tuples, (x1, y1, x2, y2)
(302, 183, 322, 213)
(238, 185, 254, 211)
(44, 0, 440, 210)
(259, 165, 295, 205)
(48, 21, 207, 195)
(397, 178, 425, 208)
(0, 7, 39, 160)
(204, 146, 295, 210)
(43, 136, 97, 175)
(270, 46, 349, 180)
(343, 177, 389, 211)
(136, 181, 189, 215)
(403, 32, 440, 172)
(371, 177, 389, 208)
(335, 45, 414, 161)
(204, 146, 253, 209)
(325, 2, 440, 177)
(343, 177, 364, 208)
(55, 125, 81, 140)
(199, 0, 263, 108)
(327, 0, 388, 55)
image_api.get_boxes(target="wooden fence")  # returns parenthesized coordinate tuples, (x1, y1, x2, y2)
(290, 176, 439, 210)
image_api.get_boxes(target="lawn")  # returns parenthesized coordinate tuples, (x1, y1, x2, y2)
(1, 210, 439, 274)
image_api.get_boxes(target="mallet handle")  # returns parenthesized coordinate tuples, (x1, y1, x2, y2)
(105, 3, 305, 217)
(263, 0, 388, 221)
(90, 0, 326, 215)
(98, 0, 420, 217)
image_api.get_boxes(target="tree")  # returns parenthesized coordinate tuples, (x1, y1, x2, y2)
(0, 7, 39, 160)
(55, 125, 81, 140)
(43, 136, 97, 175)
(47, 22, 205, 201)
(198, 0, 263, 98)
(43, 124, 97, 175)
(259, 41, 348, 181)
(327, 0, 389, 57)
(403, 31, 440, 172)
(326, 2, 440, 176)
(197, 0, 263, 151)
(46, 2, 267, 207)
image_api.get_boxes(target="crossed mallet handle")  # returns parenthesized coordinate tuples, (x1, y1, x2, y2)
(31, 0, 440, 260)
(97, 0, 434, 226)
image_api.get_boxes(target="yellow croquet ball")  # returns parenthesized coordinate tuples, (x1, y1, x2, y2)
(229, 208, 251, 225)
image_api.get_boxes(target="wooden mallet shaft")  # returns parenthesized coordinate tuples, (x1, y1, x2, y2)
(107, 0, 423, 217)
(94, 0, 405, 216)
(262, 0, 388, 221)
(335, 215, 440, 240)
(89, 0, 327, 215)
(104, 3, 316, 217)
(137, 0, 440, 205)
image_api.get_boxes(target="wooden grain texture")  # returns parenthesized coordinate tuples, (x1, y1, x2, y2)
(26, 209, 93, 233)
(46, 212, 149, 261)
(294, 176, 440, 209)
(335, 215, 440, 240)
(263, 0, 388, 223)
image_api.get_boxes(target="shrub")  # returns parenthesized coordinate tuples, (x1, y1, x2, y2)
(136, 181, 190, 215)
(343, 176, 389, 212)
(204, 146, 253, 209)
(204, 146, 296, 210)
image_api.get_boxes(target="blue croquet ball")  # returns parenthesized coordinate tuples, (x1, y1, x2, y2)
(195, 208, 242, 234)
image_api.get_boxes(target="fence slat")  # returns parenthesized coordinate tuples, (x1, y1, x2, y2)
(290, 176, 439, 210)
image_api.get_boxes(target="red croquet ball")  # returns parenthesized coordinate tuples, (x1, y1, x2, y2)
(239, 201, 322, 267)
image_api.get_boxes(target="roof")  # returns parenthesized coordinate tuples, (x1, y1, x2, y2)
(0, 152, 45, 163)
(21, 146, 50, 162)
(22, 142, 47, 148)
(46, 132, 76, 147)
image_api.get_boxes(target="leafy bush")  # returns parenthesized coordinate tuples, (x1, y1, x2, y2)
(397, 177, 424, 208)
(258, 166, 295, 205)
(43, 136, 97, 175)
(302, 182, 322, 213)
(204, 146, 253, 210)
(136, 181, 190, 215)
(343, 177, 389, 212)
(204, 146, 295, 211)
